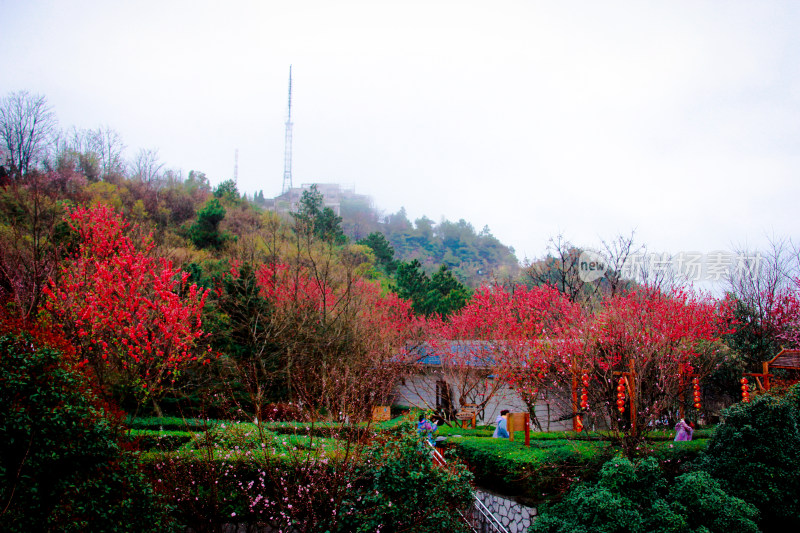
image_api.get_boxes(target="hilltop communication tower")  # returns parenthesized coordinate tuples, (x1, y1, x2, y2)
(233, 148, 239, 186)
(281, 66, 293, 195)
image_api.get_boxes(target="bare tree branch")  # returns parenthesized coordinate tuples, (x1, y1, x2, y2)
(0, 91, 57, 177)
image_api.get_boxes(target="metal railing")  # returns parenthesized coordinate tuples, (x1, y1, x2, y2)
(425, 441, 510, 533)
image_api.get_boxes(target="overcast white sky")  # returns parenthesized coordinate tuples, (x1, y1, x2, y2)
(2, 0, 799, 262)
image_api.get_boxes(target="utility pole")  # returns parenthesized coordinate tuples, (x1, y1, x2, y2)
(281, 66, 293, 196)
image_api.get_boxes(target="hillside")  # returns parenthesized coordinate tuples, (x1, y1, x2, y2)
(338, 195, 520, 287)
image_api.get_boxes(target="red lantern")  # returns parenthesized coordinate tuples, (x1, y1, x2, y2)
(690, 377, 701, 409)
(576, 416, 584, 432)
(616, 377, 627, 413)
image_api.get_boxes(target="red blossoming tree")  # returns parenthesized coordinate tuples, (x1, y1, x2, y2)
(45, 204, 208, 410)
(254, 258, 420, 421)
(404, 284, 582, 428)
(770, 278, 800, 350)
(583, 288, 732, 452)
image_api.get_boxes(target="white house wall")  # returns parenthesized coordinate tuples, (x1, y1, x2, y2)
(392, 373, 573, 431)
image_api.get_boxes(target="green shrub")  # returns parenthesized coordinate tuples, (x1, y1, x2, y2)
(668, 471, 759, 532)
(0, 329, 175, 532)
(700, 386, 800, 531)
(336, 423, 475, 533)
(186, 421, 267, 450)
(140, 448, 280, 531)
(645, 439, 709, 472)
(530, 457, 759, 533)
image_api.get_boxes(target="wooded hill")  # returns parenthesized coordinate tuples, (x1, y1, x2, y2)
(255, 188, 521, 288)
(0, 163, 522, 323)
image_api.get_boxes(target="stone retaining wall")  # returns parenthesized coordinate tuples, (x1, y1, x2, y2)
(473, 490, 537, 533)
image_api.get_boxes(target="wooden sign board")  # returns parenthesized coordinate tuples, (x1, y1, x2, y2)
(506, 412, 530, 445)
(456, 404, 478, 418)
(371, 406, 390, 422)
(456, 404, 478, 428)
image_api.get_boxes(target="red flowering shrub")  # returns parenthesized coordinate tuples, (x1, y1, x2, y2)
(45, 203, 208, 406)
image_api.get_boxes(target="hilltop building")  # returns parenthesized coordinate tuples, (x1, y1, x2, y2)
(265, 182, 372, 216)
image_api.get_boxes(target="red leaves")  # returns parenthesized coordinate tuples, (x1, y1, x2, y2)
(591, 288, 729, 368)
(252, 261, 419, 343)
(44, 204, 208, 400)
(421, 284, 583, 411)
(422, 282, 731, 434)
(769, 278, 800, 349)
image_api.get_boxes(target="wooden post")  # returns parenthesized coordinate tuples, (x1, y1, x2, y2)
(571, 374, 579, 432)
(628, 358, 636, 434)
(678, 367, 685, 420)
(507, 412, 528, 443)
(524, 412, 530, 447)
(763, 361, 771, 391)
(744, 371, 774, 392)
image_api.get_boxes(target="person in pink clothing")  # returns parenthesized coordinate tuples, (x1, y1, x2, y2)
(674, 418, 694, 441)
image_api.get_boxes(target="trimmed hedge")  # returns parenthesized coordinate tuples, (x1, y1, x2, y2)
(128, 415, 713, 500)
(444, 431, 710, 502)
(140, 423, 474, 532)
(447, 436, 614, 500)
(126, 416, 223, 431)
(128, 416, 402, 441)
(124, 429, 195, 451)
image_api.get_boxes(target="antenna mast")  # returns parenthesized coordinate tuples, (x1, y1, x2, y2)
(281, 65, 293, 195)
(233, 148, 239, 186)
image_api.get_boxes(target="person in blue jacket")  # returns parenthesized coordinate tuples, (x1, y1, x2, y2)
(493, 409, 510, 438)
(418, 414, 437, 445)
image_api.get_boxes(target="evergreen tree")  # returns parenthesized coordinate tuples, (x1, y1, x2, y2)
(189, 198, 230, 250)
(393, 260, 470, 317)
(292, 185, 346, 245)
(358, 231, 397, 274)
(213, 179, 240, 204)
